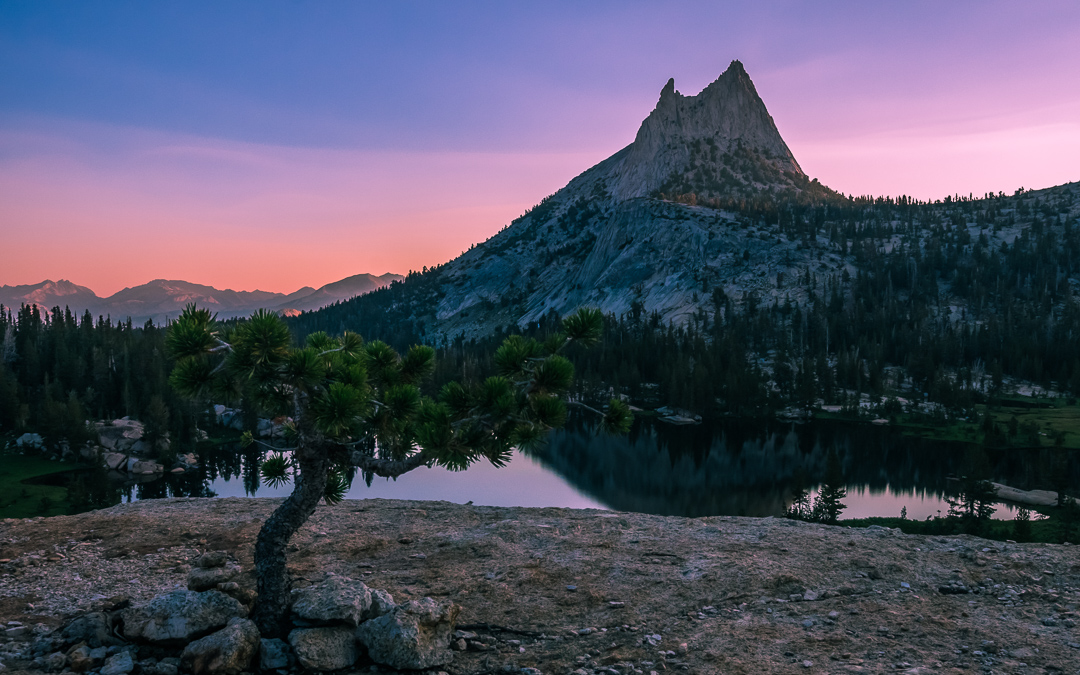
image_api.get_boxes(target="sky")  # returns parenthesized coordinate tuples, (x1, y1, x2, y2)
(2, 1, 1079, 296)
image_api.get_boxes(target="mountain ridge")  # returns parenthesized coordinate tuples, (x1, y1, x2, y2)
(297, 61, 841, 339)
(293, 62, 1080, 348)
(0, 273, 403, 324)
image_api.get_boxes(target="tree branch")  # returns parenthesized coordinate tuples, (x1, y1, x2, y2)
(249, 438, 298, 452)
(568, 400, 605, 416)
(348, 450, 430, 478)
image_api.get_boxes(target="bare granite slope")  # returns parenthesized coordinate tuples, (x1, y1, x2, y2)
(1, 498, 1079, 673)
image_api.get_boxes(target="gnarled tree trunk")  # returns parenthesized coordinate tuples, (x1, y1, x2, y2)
(252, 440, 328, 636)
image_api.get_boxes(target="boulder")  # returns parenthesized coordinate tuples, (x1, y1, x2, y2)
(188, 564, 241, 592)
(100, 651, 134, 675)
(114, 418, 145, 439)
(130, 439, 149, 454)
(61, 612, 118, 648)
(122, 590, 246, 645)
(180, 618, 260, 675)
(15, 432, 43, 449)
(79, 445, 99, 461)
(356, 597, 460, 670)
(256, 418, 273, 437)
(103, 452, 127, 470)
(288, 626, 357, 671)
(258, 638, 293, 671)
(220, 411, 243, 430)
(130, 460, 163, 475)
(290, 576, 372, 627)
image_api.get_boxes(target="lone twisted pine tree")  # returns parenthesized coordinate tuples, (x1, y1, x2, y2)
(166, 305, 631, 635)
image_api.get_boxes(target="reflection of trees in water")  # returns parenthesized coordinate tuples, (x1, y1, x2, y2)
(131, 442, 265, 500)
(530, 416, 1080, 518)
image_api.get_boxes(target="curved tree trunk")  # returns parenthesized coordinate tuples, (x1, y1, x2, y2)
(253, 440, 329, 636)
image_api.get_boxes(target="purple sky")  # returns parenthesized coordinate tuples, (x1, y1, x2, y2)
(2, 1, 1079, 295)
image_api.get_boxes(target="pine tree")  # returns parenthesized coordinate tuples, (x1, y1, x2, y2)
(1013, 507, 1032, 542)
(812, 448, 847, 524)
(167, 305, 631, 635)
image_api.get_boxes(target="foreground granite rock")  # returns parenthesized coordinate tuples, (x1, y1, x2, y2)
(290, 575, 372, 627)
(3, 497, 1080, 673)
(287, 625, 357, 671)
(180, 617, 260, 675)
(356, 597, 460, 670)
(121, 590, 246, 644)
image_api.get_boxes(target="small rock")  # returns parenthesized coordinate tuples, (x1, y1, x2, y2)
(100, 651, 134, 675)
(258, 638, 292, 671)
(802, 590, 819, 601)
(369, 588, 396, 618)
(196, 551, 229, 569)
(187, 565, 241, 592)
(68, 646, 96, 673)
(145, 662, 179, 675)
(802, 660, 813, 668)
(44, 652, 67, 671)
(566, 585, 577, 592)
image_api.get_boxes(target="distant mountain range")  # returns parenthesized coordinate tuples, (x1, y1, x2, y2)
(0, 273, 402, 324)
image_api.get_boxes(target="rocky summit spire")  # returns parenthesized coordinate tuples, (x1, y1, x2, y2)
(610, 60, 805, 201)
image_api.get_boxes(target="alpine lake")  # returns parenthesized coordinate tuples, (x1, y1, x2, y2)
(34, 414, 1080, 522)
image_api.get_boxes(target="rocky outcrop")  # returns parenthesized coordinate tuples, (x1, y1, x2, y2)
(187, 564, 241, 592)
(611, 60, 804, 201)
(95, 418, 145, 452)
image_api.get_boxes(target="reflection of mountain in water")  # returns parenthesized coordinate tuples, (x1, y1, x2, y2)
(529, 416, 1080, 518)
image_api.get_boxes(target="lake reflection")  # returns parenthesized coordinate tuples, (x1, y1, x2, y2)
(533, 416, 1078, 519)
(115, 416, 1078, 520)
